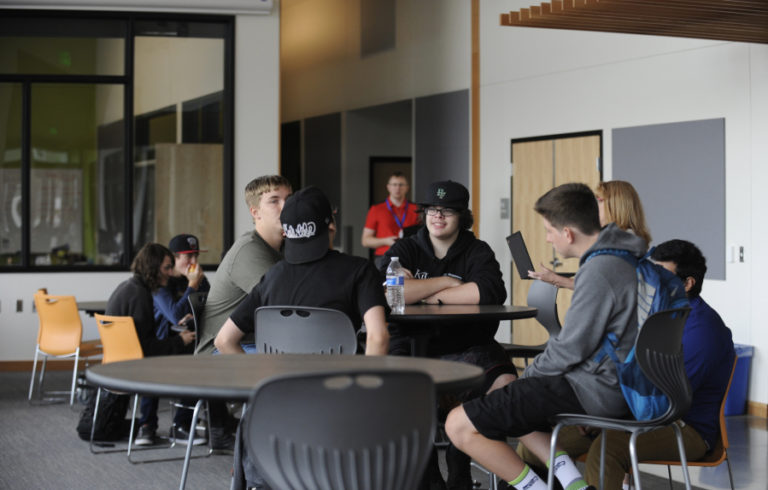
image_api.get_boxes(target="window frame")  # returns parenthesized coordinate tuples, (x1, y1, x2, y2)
(0, 9, 235, 272)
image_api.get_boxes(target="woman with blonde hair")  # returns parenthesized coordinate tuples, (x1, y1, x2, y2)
(529, 180, 651, 289)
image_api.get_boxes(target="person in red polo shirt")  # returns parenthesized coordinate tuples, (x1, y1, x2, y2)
(361, 171, 421, 266)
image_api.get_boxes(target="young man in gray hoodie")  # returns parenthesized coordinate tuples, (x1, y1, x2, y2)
(446, 183, 647, 490)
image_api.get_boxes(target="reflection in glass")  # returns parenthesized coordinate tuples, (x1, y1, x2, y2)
(133, 35, 225, 264)
(30, 84, 125, 266)
(0, 83, 23, 265)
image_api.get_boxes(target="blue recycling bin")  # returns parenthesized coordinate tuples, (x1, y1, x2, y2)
(724, 344, 754, 416)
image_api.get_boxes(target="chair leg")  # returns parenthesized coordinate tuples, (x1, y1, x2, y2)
(69, 349, 80, 406)
(666, 465, 673, 490)
(629, 431, 643, 490)
(547, 424, 563, 490)
(725, 453, 735, 490)
(671, 423, 692, 490)
(179, 399, 205, 490)
(89, 387, 104, 454)
(599, 429, 606, 490)
(28, 347, 40, 401)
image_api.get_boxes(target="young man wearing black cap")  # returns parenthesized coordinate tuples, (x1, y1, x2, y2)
(153, 233, 210, 341)
(214, 186, 390, 356)
(196, 175, 292, 355)
(380, 180, 516, 489)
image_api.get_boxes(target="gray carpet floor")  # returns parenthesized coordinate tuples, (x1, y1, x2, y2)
(2, 370, 701, 490)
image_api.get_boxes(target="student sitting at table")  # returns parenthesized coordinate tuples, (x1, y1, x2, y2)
(445, 183, 648, 490)
(380, 180, 516, 490)
(106, 243, 196, 447)
(153, 233, 210, 341)
(214, 186, 390, 490)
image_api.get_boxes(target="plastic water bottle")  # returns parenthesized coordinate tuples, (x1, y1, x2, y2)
(386, 257, 405, 314)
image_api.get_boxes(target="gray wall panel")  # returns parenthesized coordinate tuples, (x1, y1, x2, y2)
(414, 90, 470, 201)
(613, 118, 725, 279)
(305, 113, 342, 245)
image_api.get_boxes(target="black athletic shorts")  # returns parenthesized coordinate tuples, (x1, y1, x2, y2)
(463, 375, 587, 440)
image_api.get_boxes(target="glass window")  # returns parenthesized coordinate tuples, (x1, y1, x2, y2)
(133, 34, 226, 263)
(0, 17, 125, 76)
(29, 83, 125, 266)
(0, 14, 232, 271)
(0, 83, 22, 266)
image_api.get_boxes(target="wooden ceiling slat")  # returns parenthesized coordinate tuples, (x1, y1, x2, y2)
(500, 0, 768, 44)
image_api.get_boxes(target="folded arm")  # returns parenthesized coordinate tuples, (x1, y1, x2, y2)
(214, 318, 246, 354)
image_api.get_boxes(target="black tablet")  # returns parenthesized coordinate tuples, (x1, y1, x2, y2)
(506, 231, 535, 280)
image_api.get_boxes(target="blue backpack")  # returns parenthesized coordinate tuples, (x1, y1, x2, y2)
(586, 247, 689, 420)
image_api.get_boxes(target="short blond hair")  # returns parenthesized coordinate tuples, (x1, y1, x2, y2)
(594, 180, 652, 245)
(244, 175, 292, 209)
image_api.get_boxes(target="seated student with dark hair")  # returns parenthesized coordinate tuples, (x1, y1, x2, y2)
(381, 180, 516, 489)
(517, 239, 735, 489)
(106, 243, 196, 447)
(445, 182, 648, 490)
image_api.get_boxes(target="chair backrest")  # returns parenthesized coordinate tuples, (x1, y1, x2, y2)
(94, 314, 143, 364)
(635, 307, 692, 422)
(254, 306, 358, 354)
(187, 291, 207, 350)
(244, 370, 435, 490)
(33, 292, 83, 355)
(526, 280, 562, 337)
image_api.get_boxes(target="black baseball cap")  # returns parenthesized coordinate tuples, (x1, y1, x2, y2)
(168, 234, 206, 254)
(280, 186, 333, 264)
(418, 180, 470, 211)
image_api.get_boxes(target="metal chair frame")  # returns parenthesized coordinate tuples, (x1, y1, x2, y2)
(637, 357, 738, 490)
(547, 307, 693, 490)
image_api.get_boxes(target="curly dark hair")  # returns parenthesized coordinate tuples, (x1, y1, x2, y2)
(131, 243, 174, 292)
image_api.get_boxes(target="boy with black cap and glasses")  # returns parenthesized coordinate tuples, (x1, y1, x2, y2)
(214, 186, 390, 356)
(381, 180, 516, 489)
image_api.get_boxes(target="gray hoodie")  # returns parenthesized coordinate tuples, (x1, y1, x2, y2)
(523, 223, 647, 417)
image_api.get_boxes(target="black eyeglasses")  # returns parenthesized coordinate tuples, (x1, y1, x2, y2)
(425, 207, 458, 217)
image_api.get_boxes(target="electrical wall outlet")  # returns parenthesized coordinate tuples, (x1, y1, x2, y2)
(16, 299, 23, 312)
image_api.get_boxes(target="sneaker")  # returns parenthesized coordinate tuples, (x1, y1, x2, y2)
(210, 426, 235, 454)
(134, 424, 156, 446)
(171, 424, 207, 446)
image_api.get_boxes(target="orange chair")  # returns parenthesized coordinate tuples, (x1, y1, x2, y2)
(638, 357, 738, 490)
(90, 314, 144, 456)
(28, 291, 102, 405)
(92, 314, 211, 466)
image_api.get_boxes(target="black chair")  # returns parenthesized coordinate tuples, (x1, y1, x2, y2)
(546, 307, 693, 490)
(254, 306, 358, 354)
(503, 279, 562, 365)
(243, 370, 436, 490)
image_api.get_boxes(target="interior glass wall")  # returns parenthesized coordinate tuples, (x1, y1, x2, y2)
(0, 13, 232, 270)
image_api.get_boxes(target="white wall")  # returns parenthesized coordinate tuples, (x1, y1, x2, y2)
(280, 0, 471, 122)
(478, 0, 768, 404)
(0, 12, 280, 362)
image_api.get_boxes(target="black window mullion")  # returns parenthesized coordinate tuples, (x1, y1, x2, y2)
(21, 82, 31, 268)
(124, 17, 135, 268)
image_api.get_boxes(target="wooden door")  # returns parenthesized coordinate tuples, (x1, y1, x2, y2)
(510, 134, 601, 351)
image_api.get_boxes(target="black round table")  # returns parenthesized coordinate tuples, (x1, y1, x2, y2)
(387, 304, 538, 356)
(86, 353, 484, 399)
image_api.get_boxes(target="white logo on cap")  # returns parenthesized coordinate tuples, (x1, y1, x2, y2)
(187, 237, 197, 248)
(283, 222, 316, 239)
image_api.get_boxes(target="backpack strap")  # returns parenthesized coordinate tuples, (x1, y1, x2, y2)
(584, 247, 638, 267)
